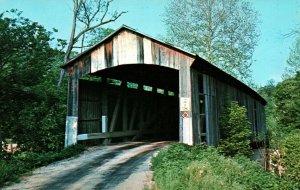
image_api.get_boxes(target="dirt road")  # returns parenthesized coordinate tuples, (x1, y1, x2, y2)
(3, 141, 170, 190)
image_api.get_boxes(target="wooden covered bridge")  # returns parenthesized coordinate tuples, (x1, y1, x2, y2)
(62, 25, 267, 147)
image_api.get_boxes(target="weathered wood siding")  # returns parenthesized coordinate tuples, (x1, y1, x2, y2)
(66, 29, 194, 119)
(78, 80, 101, 134)
(191, 69, 200, 144)
(88, 30, 194, 74)
(67, 56, 91, 117)
(197, 74, 266, 145)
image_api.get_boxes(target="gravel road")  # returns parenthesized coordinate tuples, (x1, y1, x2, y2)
(2, 141, 171, 190)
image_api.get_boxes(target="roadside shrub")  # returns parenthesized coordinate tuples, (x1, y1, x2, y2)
(219, 101, 252, 157)
(0, 160, 24, 185)
(0, 144, 85, 187)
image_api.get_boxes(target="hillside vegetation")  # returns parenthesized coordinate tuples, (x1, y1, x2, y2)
(151, 143, 297, 190)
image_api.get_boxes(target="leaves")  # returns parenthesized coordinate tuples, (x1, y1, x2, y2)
(274, 72, 300, 130)
(163, 0, 259, 83)
(0, 10, 67, 153)
(219, 101, 252, 157)
(282, 35, 300, 79)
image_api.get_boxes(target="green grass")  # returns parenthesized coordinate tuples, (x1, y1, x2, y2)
(0, 144, 85, 187)
(151, 143, 298, 190)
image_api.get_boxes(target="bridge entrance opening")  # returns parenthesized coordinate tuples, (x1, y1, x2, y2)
(77, 64, 179, 144)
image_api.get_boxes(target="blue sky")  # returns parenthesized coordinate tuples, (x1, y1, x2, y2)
(0, 0, 299, 86)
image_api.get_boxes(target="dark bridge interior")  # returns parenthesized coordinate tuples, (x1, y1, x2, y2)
(78, 64, 179, 144)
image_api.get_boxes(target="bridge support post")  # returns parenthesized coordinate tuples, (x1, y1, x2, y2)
(65, 116, 78, 147)
(179, 58, 194, 145)
(65, 66, 79, 147)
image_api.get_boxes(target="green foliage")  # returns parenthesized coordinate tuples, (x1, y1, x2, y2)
(151, 143, 297, 190)
(259, 73, 300, 185)
(86, 27, 114, 47)
(258, 80, 279, 145)
(274, 72, 300, 130)
(219, 101, 252, 157)
(0, 10, 67, 153)
(281, 130, 300, 184)
(0, 144, 85, 187)
(283, 35, 300, 79)
(163, 0, 259, 83)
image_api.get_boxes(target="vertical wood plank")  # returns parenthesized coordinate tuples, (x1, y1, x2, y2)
(136, 36, 144, 63)
(104, 41, 113, 68)
(67, 72, 73, 116)
(118, 31, 138, 65)
(122, 81, 128, 131)
(72, 64, 79, 116)
(129, 101, 139, 130)
(101, 78, 109, 144)
(191, 69, 200, 144)
(143, 38, 152, 64)
(91, 46, 105, 73)
(113, 35, 119, 66)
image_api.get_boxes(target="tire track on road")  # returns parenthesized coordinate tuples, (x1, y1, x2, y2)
(94, 149, 156, 189)
(40, 143, 147, 190)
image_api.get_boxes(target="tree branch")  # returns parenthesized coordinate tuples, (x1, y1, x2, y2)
(73, 10, 127, 43)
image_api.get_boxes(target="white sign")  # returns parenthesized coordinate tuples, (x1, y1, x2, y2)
(180, 97, 191, 111)
(182, 117, 193, 145)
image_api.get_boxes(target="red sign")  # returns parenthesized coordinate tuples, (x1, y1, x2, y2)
(182, 112, 189, 118)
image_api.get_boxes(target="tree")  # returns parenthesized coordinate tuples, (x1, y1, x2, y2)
(274, 72, 300, 130)
(282, 35, 300, 79)
(163, 0, 259, 82)
(281, 130, 300, 184)
(58, 0, 126, 86)
(65, 0, 126, 62)
(86, 27, 115, 47)
(258, 80, 278, 137)
(219, 101, 252, 157)
(0, 10, 66, 153)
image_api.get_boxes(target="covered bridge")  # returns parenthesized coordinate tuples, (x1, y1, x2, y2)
(62, 25, 267, 147)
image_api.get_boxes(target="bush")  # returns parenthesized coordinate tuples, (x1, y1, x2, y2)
(282, 130, 300, 185)
(151, 143, 297, 190)
(274, 73, 300, 130)
(219, 101, 252, 157)
(0, 144, 85, 187)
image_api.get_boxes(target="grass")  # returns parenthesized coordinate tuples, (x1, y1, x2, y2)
(151, 143, 298, 190)
(0, 144, 85, 187)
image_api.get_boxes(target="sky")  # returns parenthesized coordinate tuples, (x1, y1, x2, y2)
(0, 0, 299, 86)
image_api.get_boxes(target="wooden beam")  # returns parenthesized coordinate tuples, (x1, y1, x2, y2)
(65, 65, 79, 147)
(101, 77, 108, 128)
(191, 69, 201, 144)
(129, 101, 138, 130)
(66, 74, 73, 116)
(122, 81, 128, 131)
(107, 82, 125, 143)
(72, 64, 79, 116)
(101, 77, 108, 144)
(109, 87, 123, 133)
(77, 130, 156, 141)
